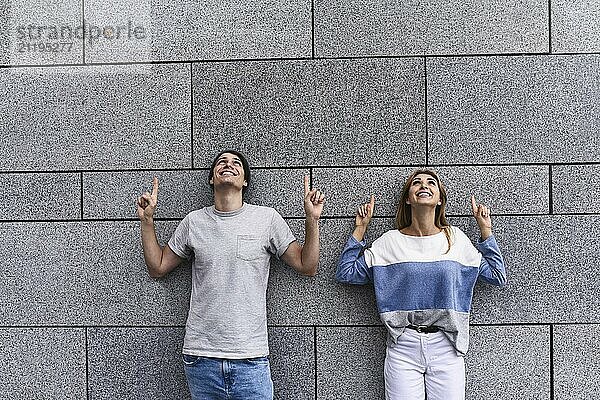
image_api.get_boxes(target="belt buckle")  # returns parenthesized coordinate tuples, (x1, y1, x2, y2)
(415, 325, 427, 333)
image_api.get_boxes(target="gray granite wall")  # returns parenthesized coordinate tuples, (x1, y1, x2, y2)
(1, 1, 599, 399)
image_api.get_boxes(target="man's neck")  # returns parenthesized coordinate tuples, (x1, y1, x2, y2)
(214, 188, 244, 212)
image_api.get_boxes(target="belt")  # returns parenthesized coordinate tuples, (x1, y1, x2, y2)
(405, 325, 440, 334)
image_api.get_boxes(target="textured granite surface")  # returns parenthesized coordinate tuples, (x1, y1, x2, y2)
(552, 0, 600, 53)
(84, 170, 208, 219)
(552, 164, 600, 214)
(313, 218, 391, 325)
(0, 0, 9, 65)
(316, 327, 387, 399)
(83, 168, 307, 219)
(0, 64, 191, 171)
(313, 165, 549, 217)
(88, 327, 189, 400)
(0, 328, 86, 400)
(453, 215, 600, 324)
(0, 221, 190, 325)
(84, 221, 191, 325)
(315, 325, 550, 400)
(85, 0, 311, 62)
(280, 214, 600, 325)
(5, 216, 598, 327)
(83, 0, 152, 63)
(87, 327, 315, 400)
(0, 172, 80, 220)
(315, 0, 548, 57)
(268, 327, 315, 400)
(267, 219, 322, 325)
(466, 325, 550, 399)
(553, 324, 600, 400)
(243, 168, 309, 217)
(428, 55, 600, 164)
(2, 0, 83, 65)
(273, 218, 400, 327)
(435, 166, 550, 215)
(313, 167, 412, 217)
(2, 0, 598, 397)
(193, 58, 425, 167)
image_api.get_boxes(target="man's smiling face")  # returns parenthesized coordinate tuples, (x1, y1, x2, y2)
(210, 152, 247, 191)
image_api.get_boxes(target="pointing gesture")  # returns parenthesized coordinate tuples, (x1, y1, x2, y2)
(137, 177, 159, 222)
(352, 195, 375, 242)
(470, 195, 492, 240)
(356, 195, 375, 228)
(304, 176, 325, 220)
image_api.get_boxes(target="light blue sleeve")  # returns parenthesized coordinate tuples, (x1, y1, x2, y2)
(335, 235, 373, 285)
(476, 235, 507, 287)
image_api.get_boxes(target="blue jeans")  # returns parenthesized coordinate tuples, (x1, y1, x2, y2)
(182, 354, 274, 400)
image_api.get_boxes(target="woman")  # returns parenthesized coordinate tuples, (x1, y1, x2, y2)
(336, 169, 506, 400)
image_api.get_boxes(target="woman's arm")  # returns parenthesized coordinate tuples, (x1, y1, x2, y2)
(477, 235, 507, 286)
(335, 236, 373, 284)
(336, 195, 375, 285)
(471, 195, 506, 286)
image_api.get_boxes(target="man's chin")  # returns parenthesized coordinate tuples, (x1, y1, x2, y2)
(214, 181, 243, 191)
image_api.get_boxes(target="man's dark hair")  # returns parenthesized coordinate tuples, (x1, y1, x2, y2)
(208, 149, 251, 194)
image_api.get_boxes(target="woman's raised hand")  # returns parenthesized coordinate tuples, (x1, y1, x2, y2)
(355, 195, 375, 227)
(470, 195, 492, 240)
(352, 195, 375, 242)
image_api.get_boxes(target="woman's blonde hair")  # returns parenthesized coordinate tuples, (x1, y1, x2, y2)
(395, 169, 453, 252)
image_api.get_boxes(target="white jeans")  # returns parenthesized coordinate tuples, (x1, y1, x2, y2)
(384, 328, 465, 400)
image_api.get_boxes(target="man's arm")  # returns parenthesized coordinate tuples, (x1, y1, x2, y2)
(280, 176, 324, 276)
(137, 177, 183, 278)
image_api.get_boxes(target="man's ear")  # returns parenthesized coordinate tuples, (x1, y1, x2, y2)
(243, 181, 248, 187)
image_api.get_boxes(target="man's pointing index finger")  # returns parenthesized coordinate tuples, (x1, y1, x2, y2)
(304, 175, 310, 196)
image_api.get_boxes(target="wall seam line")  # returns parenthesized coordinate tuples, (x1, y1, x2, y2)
(81, 0, 86, 63)
(5, 51, 600, 71)
(549, 165, 554, 214)
(1, 162, 600, 176)
(2, 322, 600, 329)
(550, 324, 554, 399)
(85, 327, 90, 400)
(2, 212, 600, 225)
(311, 0, 315, 59)
(424, 57, 429, 166)
(548, 0, 553, 54)
(313, 326, 318, 400)
(80, 172, 84, 220)
(190, 62, 194, 168)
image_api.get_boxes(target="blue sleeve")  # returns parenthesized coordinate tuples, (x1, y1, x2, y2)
(335, 235, 373, 285)
(476, 235, 507, 287)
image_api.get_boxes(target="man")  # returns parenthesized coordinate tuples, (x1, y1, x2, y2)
(136, 150, 324, 399)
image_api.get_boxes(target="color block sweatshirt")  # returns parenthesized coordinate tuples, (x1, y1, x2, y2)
(336, 226, 506, 355)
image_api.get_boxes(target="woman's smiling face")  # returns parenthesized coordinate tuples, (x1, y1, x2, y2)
(405, 173, 441, 207)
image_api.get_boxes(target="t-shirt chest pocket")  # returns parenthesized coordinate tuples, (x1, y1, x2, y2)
(236, 235, 264, 261)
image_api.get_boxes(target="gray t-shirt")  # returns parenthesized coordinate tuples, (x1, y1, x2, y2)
(168, 203, 296, 358)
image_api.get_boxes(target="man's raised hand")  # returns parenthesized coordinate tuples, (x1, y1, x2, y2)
(137, 177, 159, 222)
(304, 176, 325, 220)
